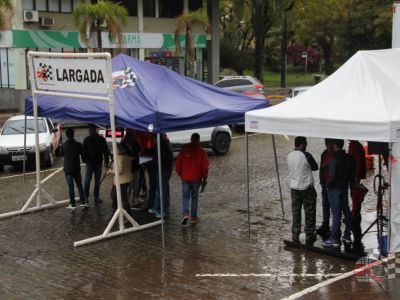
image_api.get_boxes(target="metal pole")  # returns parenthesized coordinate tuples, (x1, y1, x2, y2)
(23, 114, 27, 200)
(106, 55, 124, 230)
(157, 133, 165, 249)
(33, 92, 41, 206)
(245, 132, 250, 237)
(272, 135, 285, 219)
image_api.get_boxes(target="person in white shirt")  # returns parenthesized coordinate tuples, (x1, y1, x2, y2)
(287, 136, 318, 245)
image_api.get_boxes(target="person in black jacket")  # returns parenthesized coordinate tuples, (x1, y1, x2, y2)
(322, 139, 354, 248)
(82, 125, 110, 203)
(60, 129, 87, 209)
(149, 134, 174, 218)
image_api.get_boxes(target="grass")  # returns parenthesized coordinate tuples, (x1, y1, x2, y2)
(244, 65, 326, 88)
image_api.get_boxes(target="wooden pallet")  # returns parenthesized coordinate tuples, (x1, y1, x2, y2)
(284, 239, 366, 261)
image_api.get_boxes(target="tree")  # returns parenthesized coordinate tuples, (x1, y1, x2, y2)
(73, 0, 128, 50)
(220, 0, 254, 74)
(294, 0, 350, 75)
(174, 8, 209, 77)
(0, 0, 13, 30)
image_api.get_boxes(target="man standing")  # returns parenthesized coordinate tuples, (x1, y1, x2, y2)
(176, 133, 209, 225)
(287, 136, 318, 246)
(348, 140, 366, 246)
(61, 129, 87, 209)
(82, 125, 109, 203)
(322, 139, 354, 248)
(150, 134, 174, 219)
(316, 139, 334, 239)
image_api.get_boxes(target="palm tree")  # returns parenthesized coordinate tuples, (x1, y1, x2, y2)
(73, 0, 128, 51)
(0, 0, 13, 30)
(174, 8, 209, 76)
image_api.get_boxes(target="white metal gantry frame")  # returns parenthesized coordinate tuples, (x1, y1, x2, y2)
(0, 51, 161, 247)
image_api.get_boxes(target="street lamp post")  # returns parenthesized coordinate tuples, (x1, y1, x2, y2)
(301, 51, 308, 85)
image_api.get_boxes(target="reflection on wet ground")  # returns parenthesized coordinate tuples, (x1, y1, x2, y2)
(0, 132, 396, 299)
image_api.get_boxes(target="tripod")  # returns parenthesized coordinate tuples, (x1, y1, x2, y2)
(361, 155, 389, 257)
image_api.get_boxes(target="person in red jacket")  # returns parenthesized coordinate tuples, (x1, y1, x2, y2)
(176, 133, 209, 225)
(348, 140, 367, 245)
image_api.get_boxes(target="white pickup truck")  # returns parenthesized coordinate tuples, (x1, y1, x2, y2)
(99, 126, 232, 155)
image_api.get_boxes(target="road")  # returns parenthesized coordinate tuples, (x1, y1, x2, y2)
(0, 129, 398, 299)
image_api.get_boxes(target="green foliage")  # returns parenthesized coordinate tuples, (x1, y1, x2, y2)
(0, 0, 13, 29)
(73, 0, 128, 49)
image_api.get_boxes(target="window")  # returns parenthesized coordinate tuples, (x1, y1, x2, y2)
(36, 0, 47, 11)
(159, 0, 183, 18)
(0, 49, 14, 89)
(111, 0, 137, 16)
(22, 0, 34, 10)
(215, 79, 252, 88)
(49, 0, 60, 12)
(61, 0, 72, 12)
(2, 119, 47, 135)
(189, 0, 203, 11)
(144, 0, 155, 17)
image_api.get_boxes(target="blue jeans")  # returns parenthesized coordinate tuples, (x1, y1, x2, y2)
(84, 164, 102, 199)
(327, 186, 351, 241)
(153, 170, 172, 214)
(65, 173, 86, 206)
(182, 181, 201, 218)
(321, 185, 331, 230)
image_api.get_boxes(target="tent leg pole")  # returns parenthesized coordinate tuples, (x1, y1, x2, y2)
(246, 132, 250, 237)
(33, 92, 42, 207)
(272, 135, 285, 219)
(23, 114, 27, 203)
(157, 133, 165, 249)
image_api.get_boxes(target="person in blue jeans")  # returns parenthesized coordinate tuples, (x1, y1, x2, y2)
(176, 133, 209, 225)
(322, 139, 354, 248)
(60, 129, 87, 209)
(82, 125, 109, 203)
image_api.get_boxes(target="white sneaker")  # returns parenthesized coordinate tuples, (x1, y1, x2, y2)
(66, 204, 76, 210)
(80, 203, 89, 208)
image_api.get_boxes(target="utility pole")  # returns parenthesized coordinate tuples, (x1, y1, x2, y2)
(302, 51, 308, 85)
(254, 0, 265, 83)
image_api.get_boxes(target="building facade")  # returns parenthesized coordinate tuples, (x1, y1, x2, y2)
(0, 0, 220, 111)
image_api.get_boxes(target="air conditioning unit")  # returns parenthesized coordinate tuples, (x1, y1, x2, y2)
(40, 17, 55, 27)
(23, 10, 39, 22)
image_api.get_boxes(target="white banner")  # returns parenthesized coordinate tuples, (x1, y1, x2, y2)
(32, 57, 109, 94)
(393, 2, 400, 48)
(101, 32, 164, 49)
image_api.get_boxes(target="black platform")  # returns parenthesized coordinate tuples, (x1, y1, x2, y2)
(284, 239, 366, 261)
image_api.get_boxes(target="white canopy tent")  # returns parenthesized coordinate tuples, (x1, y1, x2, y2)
(245, 48, 400, 253)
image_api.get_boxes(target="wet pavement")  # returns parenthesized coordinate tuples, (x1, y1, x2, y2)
(0, 130, 398, 299)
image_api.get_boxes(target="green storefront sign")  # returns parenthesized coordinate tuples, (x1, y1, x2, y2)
(1, 30, 207, 49)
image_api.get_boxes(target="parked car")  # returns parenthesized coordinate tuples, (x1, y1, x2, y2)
(0, 115, 61, 170)
(214, 76, 265, 94)
(286, 86, 311, 100)
(99, 126, 232, 155)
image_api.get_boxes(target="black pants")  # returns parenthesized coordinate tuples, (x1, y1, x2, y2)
(350, 183, 363, 243)
(111, 183, 131, 214)
(145, 163, 157, 209)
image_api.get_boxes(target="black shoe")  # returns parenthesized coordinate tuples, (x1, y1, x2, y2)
(316, 226, 331, 239)
(292, 235, 300, 243)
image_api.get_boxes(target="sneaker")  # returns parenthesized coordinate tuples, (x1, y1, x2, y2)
(66, 204, 76, 210)
(148, 208, 157, 214)
(190, 217, 200, 224)
(342, 236, 352, 245)
(181, 214, 189, 225)
(322, 238, 341, 248)
(156, 213, 169, 219)
(306, 236, 317, 246)
(80, 203, 90, 208)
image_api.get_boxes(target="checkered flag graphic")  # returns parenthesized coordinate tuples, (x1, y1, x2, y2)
(37, 63, 53, 81)
(386, 252, 400, 280)
(120, 67, 136, 88)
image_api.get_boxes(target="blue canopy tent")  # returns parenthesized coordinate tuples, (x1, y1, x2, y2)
(25, 54, 268, 131)
(22, 54, 268, 247)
